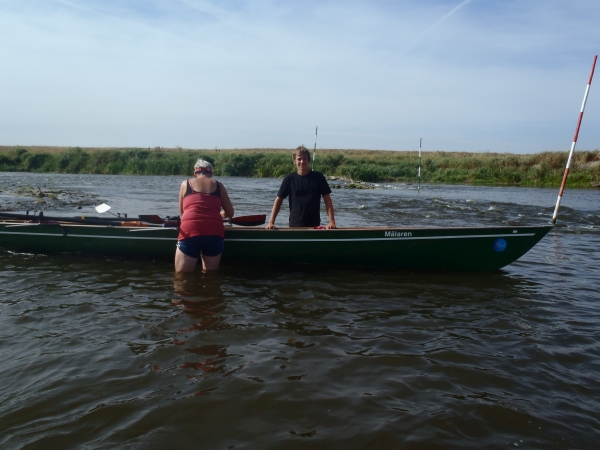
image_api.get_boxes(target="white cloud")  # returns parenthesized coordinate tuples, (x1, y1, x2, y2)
(0, 0, 599, 152)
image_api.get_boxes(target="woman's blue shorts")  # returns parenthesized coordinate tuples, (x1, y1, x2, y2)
(177, 235, 224, 258)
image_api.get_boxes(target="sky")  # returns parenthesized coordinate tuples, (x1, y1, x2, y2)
(0, 0, 599, 153)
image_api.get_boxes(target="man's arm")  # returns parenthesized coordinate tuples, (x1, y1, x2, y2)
(266, 196, 284, 229)
(323, 194, 336, 229)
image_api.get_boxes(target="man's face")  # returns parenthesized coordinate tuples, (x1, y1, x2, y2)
(295, 154, 310, 171)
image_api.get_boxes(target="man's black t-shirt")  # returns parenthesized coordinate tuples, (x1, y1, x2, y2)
(277, 171, 332, 227)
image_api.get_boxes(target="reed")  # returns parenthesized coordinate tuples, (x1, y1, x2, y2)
(1, 146, 599, 187)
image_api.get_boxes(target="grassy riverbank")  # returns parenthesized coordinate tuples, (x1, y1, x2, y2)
(1, 146, 599, 187)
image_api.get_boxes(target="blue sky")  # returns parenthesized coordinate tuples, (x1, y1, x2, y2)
(0, 0, 599, 153)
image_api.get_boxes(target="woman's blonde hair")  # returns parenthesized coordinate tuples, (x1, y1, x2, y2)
(194, 158, 213, 176)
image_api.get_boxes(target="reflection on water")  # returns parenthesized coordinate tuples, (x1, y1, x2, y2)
(1, 174, 599, 448)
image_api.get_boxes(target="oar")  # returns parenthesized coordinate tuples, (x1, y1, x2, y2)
(139, 214, 166, 224)
(96, 203, 118, 217)
(138, 214, 266, 226)
(23, 208, 132, 222)
(137, 215, 179, 227)
(227, 214, 266, 226)
(0, 212, 153, 227)
(95, 203, 128, 218)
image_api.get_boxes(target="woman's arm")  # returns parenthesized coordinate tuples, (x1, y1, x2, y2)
(220, 182, 235, 218)
(178, 180, 187, 216)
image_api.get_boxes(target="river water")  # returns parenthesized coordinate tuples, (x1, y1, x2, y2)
(0, 173, 599, 449)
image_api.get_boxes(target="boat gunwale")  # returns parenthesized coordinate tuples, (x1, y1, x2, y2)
(0, 220, 554, 232)
(223, 225, 553, 232)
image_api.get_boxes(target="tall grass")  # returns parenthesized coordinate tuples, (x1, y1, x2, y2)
(1, 146, 599, 187)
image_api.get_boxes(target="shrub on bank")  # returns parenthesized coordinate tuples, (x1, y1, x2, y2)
(0, 147, 599, 188)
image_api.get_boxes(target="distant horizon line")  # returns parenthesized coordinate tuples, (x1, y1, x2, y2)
(1, 145, 595, 155)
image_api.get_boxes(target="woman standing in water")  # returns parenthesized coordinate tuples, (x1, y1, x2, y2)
(175, 159, 234, 272)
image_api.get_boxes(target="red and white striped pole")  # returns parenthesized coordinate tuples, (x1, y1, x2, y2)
(552, 55, 597, 225)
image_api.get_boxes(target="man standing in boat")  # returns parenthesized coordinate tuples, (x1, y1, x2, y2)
(266, 145, 336, 229)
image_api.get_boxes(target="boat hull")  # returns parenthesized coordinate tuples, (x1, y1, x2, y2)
(0, 222, 552, 270)
(222, 225, 552, 270)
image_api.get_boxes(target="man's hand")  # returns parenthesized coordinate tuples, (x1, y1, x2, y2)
(326, 221, 337, 229)
(266, 197, 283, 230)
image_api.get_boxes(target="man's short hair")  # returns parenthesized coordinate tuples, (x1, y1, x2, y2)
(293, 145, 311, 162)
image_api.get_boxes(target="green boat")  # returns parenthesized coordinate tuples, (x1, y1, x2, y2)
(0, 218, 552, 270)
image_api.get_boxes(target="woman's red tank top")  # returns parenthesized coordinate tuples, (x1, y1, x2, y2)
(178, 180, 224, 240)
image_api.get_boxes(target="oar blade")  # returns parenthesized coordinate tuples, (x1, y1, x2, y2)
(139, 214, 166, 224)
(229, 214, 266, 226)
(95, 203, 111, 214)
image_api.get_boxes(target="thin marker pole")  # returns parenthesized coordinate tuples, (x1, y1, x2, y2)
(552, 55, 597, 225)
(312, 126, 318, 171)
(418, 138, 422, 191)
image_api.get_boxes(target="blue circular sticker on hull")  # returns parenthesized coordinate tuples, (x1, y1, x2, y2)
(493, 238, 507, 252)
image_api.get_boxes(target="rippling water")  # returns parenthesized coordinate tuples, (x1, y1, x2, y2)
(1, 173, 599, 449)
